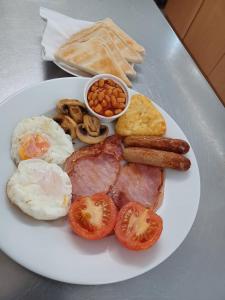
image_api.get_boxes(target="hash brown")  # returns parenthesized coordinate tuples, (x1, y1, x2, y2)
(115, 94, 166, 136)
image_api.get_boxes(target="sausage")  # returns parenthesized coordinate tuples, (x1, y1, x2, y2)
(123, 147, 191, 171)
(123, 136, 190, 154)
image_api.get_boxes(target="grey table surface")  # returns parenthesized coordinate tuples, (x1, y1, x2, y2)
(0, 0, 225, 299)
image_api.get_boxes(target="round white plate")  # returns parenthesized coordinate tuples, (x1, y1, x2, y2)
(0, 77, 200, 285)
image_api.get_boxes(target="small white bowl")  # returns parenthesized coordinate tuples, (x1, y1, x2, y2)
(84, 74, 131, 122)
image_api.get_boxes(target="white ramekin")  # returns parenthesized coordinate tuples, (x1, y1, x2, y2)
(84, 74, 131, 123)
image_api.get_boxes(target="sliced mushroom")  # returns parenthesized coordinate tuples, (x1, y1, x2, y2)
(68, 106, 84, 124)
(76, 123, 109, 144)
(53, 114, 77, 141)
(83, 114, 100, 137)
(56, 99, 86, 124)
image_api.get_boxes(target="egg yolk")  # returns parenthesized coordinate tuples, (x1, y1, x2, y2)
(18, 134, 50, 160)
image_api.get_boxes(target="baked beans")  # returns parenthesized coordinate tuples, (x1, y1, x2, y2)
(87, 79, 127, 117)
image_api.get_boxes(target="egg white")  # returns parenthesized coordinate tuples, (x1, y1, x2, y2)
(11, 116, 74, 165)
(7, 159, 72, 220)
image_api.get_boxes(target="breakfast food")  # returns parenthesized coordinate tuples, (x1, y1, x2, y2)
(55, 37, 132, 87)
(56, 99, 86, 124)
(69, 193, 117, 240)
(116, 94, 166, 136)
(65, 134, 164, 210)
(6, 83, 193, 253)
(65, 135, 122, 173)
(69, 27, 136, 77)
(68, 193, 163, 251)
(64, 136, 122, 198)
(11, 116, 74, 165)
(109, 163, 164, 209)
(7, 159, 72, 220)
(114, 202, 163, 251)
(66, 19, 145, 58)
(123, 136, 190, 154)
(53, 114, 77, 141)
(123, 147, 191, 171)
(98, 18, 145, 55)
(54, 99, 109, 144)
(69, 154, 120, 198)
(64, 23, 143, 64)
(55, 18, 145, 86)
(76, 115, 109, 144)
(87, 79, 127, 117)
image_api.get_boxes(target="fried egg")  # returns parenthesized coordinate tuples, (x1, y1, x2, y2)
(11, 116, 74, 165)
(7, 159, 72, 220)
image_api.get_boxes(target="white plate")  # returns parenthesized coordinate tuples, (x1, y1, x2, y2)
(0, 77, 200, 285)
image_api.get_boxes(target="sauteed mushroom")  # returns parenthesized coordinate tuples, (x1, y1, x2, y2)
(76, 115, 109, 144)
(57, 99, 86, 124)
(83, 114, 100, 137)
(53, 114, 77, 141)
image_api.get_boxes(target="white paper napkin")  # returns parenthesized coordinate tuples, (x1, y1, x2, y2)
(40, 7, 93, 61)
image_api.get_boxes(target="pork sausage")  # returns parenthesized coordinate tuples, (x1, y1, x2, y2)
(123, 136, 190, 154)
(123, 147, 191, 171)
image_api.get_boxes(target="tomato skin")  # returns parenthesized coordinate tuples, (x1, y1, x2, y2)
(69, 193, 117, 240)
(114, 202, 163, 251)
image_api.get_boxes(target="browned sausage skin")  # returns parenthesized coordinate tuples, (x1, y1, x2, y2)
(123, 147, 191, 171)
(123, 136, 190, 154)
